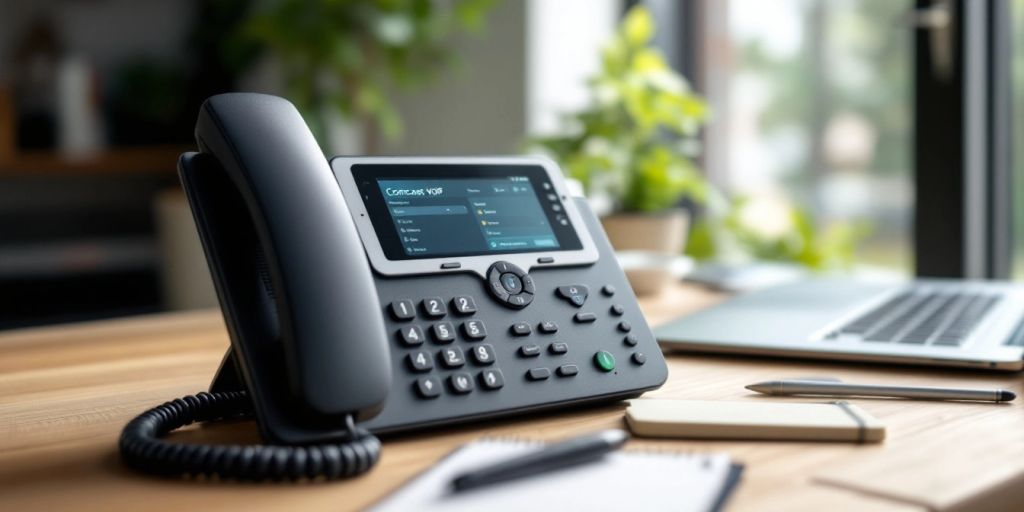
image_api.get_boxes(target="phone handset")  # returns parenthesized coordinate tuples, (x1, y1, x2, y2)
(119, 94, 391, 481)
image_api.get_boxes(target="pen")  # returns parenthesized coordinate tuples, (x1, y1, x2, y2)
(451, 429, 628, 492)
(746, 380, 1016, 402)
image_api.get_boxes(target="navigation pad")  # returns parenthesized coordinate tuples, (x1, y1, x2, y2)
(486, 261, 534, 309)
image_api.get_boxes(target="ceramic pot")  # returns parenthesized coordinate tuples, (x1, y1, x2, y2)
(601, 209, 689, 295)
(601, 208, 689, 254)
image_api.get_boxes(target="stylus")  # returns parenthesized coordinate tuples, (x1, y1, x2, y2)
(450, 429, 629, 493)
(746, 380, 1017, 402)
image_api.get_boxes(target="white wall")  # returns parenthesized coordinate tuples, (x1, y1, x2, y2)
(383, 0, 621, 155)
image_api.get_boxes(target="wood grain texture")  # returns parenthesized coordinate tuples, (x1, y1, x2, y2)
(1, 285, 1021, 511)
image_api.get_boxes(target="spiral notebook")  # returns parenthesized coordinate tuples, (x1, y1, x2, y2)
(370, 438, 743, 512)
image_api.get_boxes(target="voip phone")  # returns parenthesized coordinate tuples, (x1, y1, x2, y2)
(119, 93, 667, 481)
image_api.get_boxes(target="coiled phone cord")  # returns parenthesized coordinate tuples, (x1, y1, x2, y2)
(118, 391, 381, 481)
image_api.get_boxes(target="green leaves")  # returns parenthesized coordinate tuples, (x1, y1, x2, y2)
(686, 195, 871, 271)
(529, 5, 709, 213)
(239, 0, 496, 146)
(623, 5, 654, 46)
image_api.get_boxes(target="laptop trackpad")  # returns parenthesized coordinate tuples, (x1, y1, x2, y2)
(656, 279, 897, 344)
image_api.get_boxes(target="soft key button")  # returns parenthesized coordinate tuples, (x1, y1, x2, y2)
(556, 285, 589, 307)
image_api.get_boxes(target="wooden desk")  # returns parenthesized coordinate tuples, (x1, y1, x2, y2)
(2, 284, 1023, 511)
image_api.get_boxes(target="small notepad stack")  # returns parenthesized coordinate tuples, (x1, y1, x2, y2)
(370, 438, 742, 512)
(626, 399, 886, 443)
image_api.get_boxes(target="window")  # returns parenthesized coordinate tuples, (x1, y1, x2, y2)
(1014, 0, 1024, 278)
(696, 0, 916, 273)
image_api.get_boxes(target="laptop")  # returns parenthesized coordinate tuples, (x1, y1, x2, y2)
(655, 278, 1024, 370)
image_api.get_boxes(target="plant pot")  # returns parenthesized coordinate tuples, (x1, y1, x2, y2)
(601, 208, 689, 254)
(601, 209, 689, 296)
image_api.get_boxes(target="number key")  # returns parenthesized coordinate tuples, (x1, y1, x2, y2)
(440, 347, 466, 368)
(452, 296, 477, 315)
(398, 325, 425, 346)
(407, 350, 433, 372)
(462, 320, 487, 340)
(422, 297, 447, 318)
(449, 372, 474, 394)
(415, 376, 442, 398)
(390, 300, 415, 320)
(471, 344, 496, 365)
(480, 369, 504, 390)
(432, 322, 455, 343)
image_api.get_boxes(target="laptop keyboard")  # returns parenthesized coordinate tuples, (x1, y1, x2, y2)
(825, 290, 1001, 346)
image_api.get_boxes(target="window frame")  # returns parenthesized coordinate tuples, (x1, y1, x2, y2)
(653, 0, 1015, 278)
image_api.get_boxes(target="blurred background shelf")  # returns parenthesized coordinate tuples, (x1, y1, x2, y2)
(0, 145, 188, 175)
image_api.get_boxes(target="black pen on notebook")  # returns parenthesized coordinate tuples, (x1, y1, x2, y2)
(450, 429, 629, 493)
(746, 379, 1016, 402)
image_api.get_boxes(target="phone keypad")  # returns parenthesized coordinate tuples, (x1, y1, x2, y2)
(387, 279, 650, 402)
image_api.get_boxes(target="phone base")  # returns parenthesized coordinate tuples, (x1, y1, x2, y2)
(210, 349, 246, 394)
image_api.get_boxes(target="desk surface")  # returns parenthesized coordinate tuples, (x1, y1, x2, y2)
(2, 283, 1023, 512)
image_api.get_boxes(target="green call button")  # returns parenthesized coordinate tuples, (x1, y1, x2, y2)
(594, 350, 615, 372)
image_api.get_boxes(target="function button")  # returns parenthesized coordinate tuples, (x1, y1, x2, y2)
(407, 350, 434, 372)
(521, 274, 536, 294)
(618, 321, 632, 333)
(594, 350, 616, 372)
(602, 285, 616, 297)
(623, 334, 639, 347)
(422, 297, 447, 318)
(470, 344, 497, 365)
(538, 321, 559, 333)
(556, 285, 589, 307)
(557, 364, 579, 377)
(519, 344, 541, 357)
(431, 322, 456, 344)
(527, 368, 551, 381)
(451, 296, 477, 315)
(415, 376, 442, 398)
(488, 279, 512, 302)
(549, 342, 568, 355)
(440, 262, 461, 269)
(480, 369, 505, 390)
(632, 352, 647, 365)
(610, 304, 625, 316)
(500, 273, 523, 294)
(510, 322, 533, 336)
(462, 320, 487, 340)
(449, 372, 474, 394)
(398, 325, 425, 346)
(390, 300, 416, 321)
(507, 293, 533, 308)
(440, 347, 466, 368)
(537, 256, 555, 264)
(487, 261, 532, 308)
(574, 312, 597, 323)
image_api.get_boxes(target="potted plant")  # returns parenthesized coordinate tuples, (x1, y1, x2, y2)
(238, 0, 496, 152)
(531, 5, 710, 257)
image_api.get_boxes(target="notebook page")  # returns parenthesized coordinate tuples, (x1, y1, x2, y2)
(370, 439, 735, 512)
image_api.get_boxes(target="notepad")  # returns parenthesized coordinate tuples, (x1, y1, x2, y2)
(626, 399, 886, 443)
(369, 438, 742, 512)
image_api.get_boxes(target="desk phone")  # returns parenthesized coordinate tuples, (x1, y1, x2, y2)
(119, 93, 667, 481)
